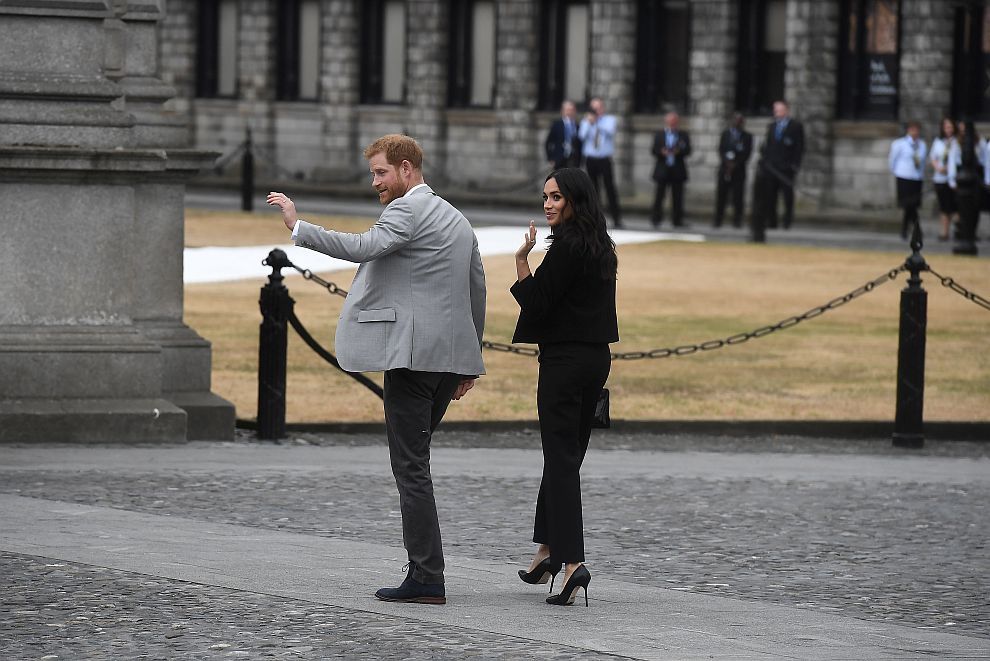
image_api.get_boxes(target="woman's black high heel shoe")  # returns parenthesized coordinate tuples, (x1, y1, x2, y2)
(546, 565, 591, 606)
(518, 558, 562, 592)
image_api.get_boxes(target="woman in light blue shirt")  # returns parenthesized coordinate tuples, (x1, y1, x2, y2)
(929, 117, 957, 241)
(888, 121, 927, 239)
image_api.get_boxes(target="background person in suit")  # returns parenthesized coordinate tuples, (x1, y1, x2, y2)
(714, 112, 753, 228)
(579, 97, 623, 228)
(758, 100, 804, 229)
(651, 111, 692, 228)
(888, 121, 927, 239)
(545, 100, 581, 170)
(512, 167, 618, 607)
(267, 134, 486, 606)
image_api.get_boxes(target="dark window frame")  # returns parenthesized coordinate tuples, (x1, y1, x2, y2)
(275, 0, 321, 102)
(951, 1, 990, 121)
(359, 1, 384, 104)
(448, 0, 496, 108)
(735, 0, 786, 116)
(634, 0, 691, 114)
(537, 0, 589, 112)
(196, 0, 234, 99)
(359, 0, 405, 105)
(836, 0, 902, 120)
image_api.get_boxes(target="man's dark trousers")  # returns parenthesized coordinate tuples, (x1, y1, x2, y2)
(715, 166, 746, 227)
(585, 156, 622, 227)
(765, 169, 795, 229)
(653, 175, 685, 227)
(383, 368, 462, 585)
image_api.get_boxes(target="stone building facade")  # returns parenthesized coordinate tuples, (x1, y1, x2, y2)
(158, 0, 985, 212)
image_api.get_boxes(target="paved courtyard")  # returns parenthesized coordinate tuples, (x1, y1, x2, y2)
(1, 431, 988, 659)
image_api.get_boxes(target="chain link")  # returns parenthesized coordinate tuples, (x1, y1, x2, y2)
(292, 266, 348, 298)
(480, 340, 540, 356)
(925, 267, 990, 312)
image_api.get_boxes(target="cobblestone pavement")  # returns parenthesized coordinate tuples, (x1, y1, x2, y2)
(2, 432, 987, 658)
(0, 552, 624, 660)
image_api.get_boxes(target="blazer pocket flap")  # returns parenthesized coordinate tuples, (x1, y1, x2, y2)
(357, 308, 396, 323)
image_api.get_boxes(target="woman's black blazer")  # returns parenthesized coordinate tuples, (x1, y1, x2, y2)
(510, 237, 618, 345)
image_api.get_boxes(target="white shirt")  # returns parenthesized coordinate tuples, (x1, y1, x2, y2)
(929, 137, 955, 185)
(888, 135, 926, 181)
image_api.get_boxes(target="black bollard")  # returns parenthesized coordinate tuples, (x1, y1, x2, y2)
(241, 127, 255, 212)
(892, 223, 927, 448)
(257, 248, 295, 440)
(952, 119, 979, 256)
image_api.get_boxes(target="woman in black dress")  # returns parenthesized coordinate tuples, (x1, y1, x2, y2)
(511, 167, 619, 606)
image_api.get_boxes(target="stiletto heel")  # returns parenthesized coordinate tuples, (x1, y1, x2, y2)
(546, 565, 591, 606)
(518, 558, 561, 590)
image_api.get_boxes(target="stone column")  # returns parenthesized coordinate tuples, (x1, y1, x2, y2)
(0, 0, 234, 442)
(589, 0, 636, 193)
(899, 0, 955, 130)
(319, 0, 361, 179)
(687, 0, 739, 195)
(491, 0, 540, 184)
(405, 0, 448, 181)
(784, 0, 840, 201)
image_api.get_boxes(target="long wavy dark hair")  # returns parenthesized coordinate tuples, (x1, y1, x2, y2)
(545, 168, 618, 281)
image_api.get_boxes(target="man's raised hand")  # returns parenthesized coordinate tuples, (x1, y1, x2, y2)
(266, 191, 298, 231)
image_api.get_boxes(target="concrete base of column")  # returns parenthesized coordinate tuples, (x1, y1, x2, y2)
(0, 398, 186, 443)
(166, 391, 236, 441)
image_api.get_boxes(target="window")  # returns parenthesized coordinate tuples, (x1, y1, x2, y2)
(360, 0, 407, 104)
(276, 0, 322, 101)
(196, 0, 238, 98)
(634, 0, 690, 113)
(735, 0, 786, 116)
(538, 0, 589, 111)
(837, 0, 900, 120)
(952, 2, 990, 120)
(449, 0, 497, 107)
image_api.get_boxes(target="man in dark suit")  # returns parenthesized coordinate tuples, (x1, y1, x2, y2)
(714, 112, 753, 228)
(757, 100, 804, 229)
(651, 111, 692, 228)
(545, 100, 580, 170)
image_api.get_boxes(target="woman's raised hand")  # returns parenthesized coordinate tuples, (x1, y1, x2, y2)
(515, 221, 538, 262)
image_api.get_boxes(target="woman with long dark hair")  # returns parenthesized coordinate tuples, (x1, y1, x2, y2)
(511, 167, 619, 606)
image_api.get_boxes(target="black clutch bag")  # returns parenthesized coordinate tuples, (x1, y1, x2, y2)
(592, 388, 610, 429)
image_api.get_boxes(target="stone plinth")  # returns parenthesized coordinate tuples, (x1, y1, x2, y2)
(0, 1, 234, 442)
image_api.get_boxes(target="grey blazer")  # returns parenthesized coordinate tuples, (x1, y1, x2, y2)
(293, 185, 486, 376)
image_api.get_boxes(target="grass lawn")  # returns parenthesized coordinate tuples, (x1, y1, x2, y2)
(184, 209, 990, 423)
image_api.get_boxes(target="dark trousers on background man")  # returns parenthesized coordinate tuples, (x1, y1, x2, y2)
(895, 177, 922, 239)
(765, 167, 795, 229)
(585, 156, 623, 228)
(383, 368, 462, 585)
(652, 176, 685, 227)
(715, 166, 746, 228)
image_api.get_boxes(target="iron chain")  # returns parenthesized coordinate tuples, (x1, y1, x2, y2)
(293, 266, 348, 298)
(925, 267, 990, 312)
(285, 255, 984, 364)
(480, 265, 907, 360)
(481, 340, 540, 357)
